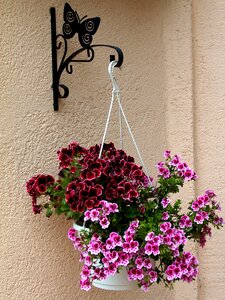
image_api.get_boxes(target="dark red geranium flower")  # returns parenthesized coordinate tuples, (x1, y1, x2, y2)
(36, 184, 47, 193)
(68, 141, 86, 156)
(32, 204, 42, 214)
(86, 171, 96, 180)
(26, 177, 37, 196)
(46, 175, 55, 184)
(132, 169, 143, 177)
(58, 152, 72, 168)
(85, 199, 95, 209)
(128, 190, 139, 199)
(70, 166, 76, 173)
(37, 175, 47, 185)
(77, 203, 85, 213)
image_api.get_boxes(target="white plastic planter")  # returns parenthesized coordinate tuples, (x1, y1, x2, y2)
(73, 222, 138, 291)
(73, 222, 89, 236)
(92, 267, 138, 291)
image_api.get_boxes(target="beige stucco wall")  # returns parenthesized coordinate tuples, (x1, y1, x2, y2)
(1, 0, 225, 299)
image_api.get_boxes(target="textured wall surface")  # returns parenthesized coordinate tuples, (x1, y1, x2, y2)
(0, 0, 224, 299)
(193, 1, 225, 299)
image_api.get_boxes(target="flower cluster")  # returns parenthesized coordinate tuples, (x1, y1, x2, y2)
(66, 179, 103, 212)
(84, 200, 119, 229)
(26, 141, 148, 217)
(157, 151, 197, 181)
(69, 221, 158, 291)
(57, 141, 86, 168)
(165, 252, 198, 282)
(188, 190, 224, 247)
(26, 174, 54, 214)
(75, 143, 147, 203)
(68, 214, 200, 291)
(26, 142, 224, 292)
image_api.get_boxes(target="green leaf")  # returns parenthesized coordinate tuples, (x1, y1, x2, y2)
(124, 207, 136, 219)
(66, 211, 81, 220)
(46, 208, 52, 218)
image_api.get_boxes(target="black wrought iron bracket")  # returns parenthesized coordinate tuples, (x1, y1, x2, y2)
(50, 3, 124, 111)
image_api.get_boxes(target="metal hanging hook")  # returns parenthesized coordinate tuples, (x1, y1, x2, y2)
(108, 60, 120, 93)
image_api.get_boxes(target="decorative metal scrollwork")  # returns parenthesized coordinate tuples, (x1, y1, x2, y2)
(50, 3, 124, 111)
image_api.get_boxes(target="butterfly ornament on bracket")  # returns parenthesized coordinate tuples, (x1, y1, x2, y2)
(50, 3, 123, 111)
(63, 3, 100, 48)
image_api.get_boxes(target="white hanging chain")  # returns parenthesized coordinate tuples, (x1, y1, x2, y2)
(115, 91, 151, 185)
(118, 98, 123, 149)
(98, 90, 115, 159)
(99, 61, 152, 186)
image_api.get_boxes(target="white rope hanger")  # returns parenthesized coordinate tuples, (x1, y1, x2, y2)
(99, 61, 152, 186)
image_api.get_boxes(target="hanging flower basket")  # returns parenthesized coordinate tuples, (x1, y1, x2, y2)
(26, 62, 224, 292)
(26, 141, 224, 292)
